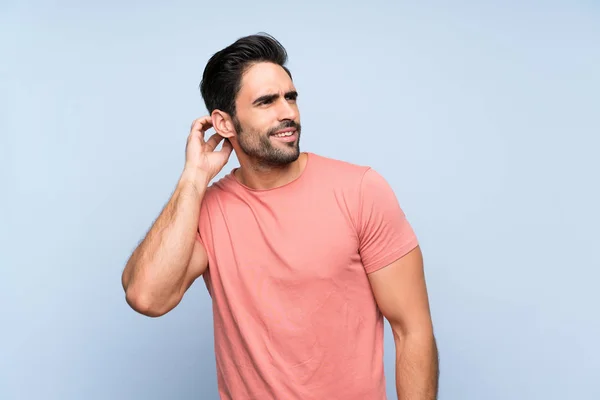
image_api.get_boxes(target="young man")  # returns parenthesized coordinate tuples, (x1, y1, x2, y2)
(121, 33, 439, 400)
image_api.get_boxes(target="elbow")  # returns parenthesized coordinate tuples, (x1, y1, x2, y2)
(390, 320, 435, 344)
(124, 284, 173, 318)
(391, 322, 438, 362)
(121, 259, 182, 318)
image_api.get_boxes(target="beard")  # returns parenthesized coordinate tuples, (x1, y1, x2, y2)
(233, 117, 301, 167)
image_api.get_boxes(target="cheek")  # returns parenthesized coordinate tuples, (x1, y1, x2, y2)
(251, 112, 278, 132)
(259, 110, 278, 125)
(240, 108, 280, 134)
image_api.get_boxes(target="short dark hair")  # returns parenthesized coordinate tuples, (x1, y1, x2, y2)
(199, 33, 292, 118)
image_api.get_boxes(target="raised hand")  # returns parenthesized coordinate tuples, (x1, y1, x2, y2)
(184, 116, 233, 182)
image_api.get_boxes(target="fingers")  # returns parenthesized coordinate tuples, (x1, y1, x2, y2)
(220, 138, 233, 156)
(205, 133, 224, 151)
(190, 116, 212, 132)
(189, 116, 213, 141)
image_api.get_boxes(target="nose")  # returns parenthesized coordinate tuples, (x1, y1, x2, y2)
(277, 97, 298, 121)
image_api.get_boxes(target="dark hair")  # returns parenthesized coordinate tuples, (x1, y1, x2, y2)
(199, 33, 292, 117)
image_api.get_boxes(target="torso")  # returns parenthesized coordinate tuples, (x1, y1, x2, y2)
(198, 153, 388, 400)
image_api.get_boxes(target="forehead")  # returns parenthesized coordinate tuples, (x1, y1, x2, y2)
(237, 62, 295, 104)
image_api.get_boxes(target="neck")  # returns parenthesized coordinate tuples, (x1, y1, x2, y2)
(234, 152, 308, 190)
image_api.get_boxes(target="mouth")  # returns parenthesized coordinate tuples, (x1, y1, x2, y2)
(270, 129, 297, 142)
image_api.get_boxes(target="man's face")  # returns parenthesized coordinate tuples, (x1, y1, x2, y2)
(232, 62, 301, 166)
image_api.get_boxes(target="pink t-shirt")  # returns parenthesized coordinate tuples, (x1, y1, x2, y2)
(197, 152, 418, 399)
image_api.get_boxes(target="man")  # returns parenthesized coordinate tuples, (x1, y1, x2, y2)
(121, 33, 439, 399)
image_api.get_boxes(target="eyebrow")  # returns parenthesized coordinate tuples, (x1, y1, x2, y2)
(252, 90, 298, 106)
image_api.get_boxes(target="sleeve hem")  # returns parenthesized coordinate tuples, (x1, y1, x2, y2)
(363, 238, 420, 274)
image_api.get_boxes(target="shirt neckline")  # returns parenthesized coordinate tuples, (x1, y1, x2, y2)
(226, 152, 313, 193)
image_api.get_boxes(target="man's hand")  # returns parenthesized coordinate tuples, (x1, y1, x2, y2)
(184, 116, 233, 183)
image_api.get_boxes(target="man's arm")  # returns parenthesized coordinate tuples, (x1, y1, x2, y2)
(121, 170, 210, 317)
(368, 245, 439, 399)
(121, 116, 232, 317)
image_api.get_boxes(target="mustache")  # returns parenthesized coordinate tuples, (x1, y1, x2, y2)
(267, 120, 301, 135)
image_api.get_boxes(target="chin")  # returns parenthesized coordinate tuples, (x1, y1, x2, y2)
(266, 149, 300, 166)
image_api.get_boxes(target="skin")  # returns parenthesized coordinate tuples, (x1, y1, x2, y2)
(120, 117, 228, 316)
(368, 246, 439, 399)
(121, 61, 438, 398)
(211, 61, 307, 190)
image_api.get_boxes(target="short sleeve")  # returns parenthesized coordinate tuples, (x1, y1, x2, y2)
(357, 168, 419, 274)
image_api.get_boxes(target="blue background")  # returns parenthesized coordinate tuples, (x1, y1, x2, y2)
(2, 1, 599, 398)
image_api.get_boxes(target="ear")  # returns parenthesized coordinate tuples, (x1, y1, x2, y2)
(211, 110, 236, 139)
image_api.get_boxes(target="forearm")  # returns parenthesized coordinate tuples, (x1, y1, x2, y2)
(122, 168, 209, 312)
(394, 332, 439, 400)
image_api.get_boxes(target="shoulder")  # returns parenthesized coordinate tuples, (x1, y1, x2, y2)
(307, 152, 372, 186)
(307, 153, 394, 198)
(197, 171, 237, 238)
(308, 153, 400, 206)
(309, 152, 368, 172)
(198, 170, 236, 210)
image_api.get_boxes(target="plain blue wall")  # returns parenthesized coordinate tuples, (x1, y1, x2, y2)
(2, 1, 599, 399)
